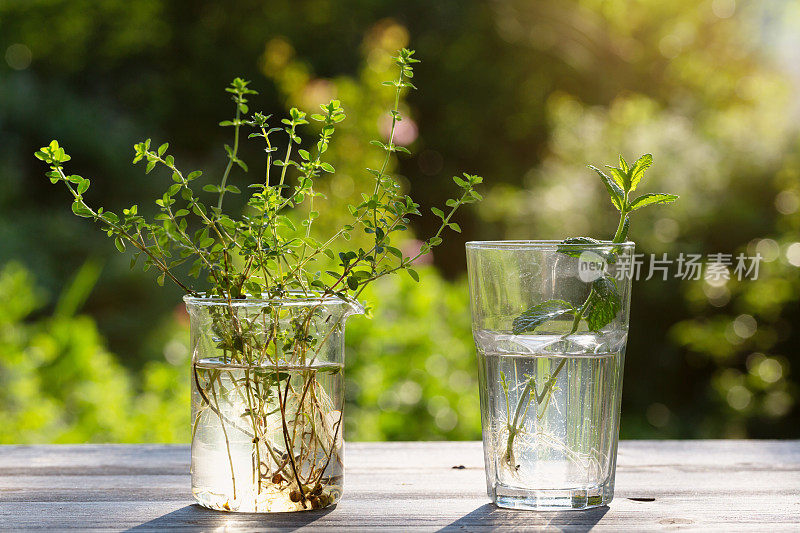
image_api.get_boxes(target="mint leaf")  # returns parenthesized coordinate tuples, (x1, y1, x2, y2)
(618, 155, 629, 173)
(556, 237, 602, 258)
(605, 165, 630, 191)
(629, 153, 653, 192)
(557, 236, 621, 264)
(589, 166, 624, 211)
(584, 276, 621, 331)
(629, 192, 678, 211)
(512, 300, 574, 334)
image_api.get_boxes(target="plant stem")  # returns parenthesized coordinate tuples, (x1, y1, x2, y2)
(218, 107, 241, 211)
(504, 374, 534, 468)
(209, 375, 237, 501)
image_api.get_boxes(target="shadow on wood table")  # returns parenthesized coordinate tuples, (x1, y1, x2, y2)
(438, 503, 609, 532)
(125, 504, 336, 532)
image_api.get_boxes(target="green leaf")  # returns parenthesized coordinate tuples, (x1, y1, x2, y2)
(431, 207, 445, 220)
(114, 237, 126, 253)
(556, 237, 602, 258)
(512, 300, 575, 335)
(589, 166, 624, 211)
(77, 178, 90, 195)
(71, 201, 93, 218)
(584, 277, 622, 332)
(407, 269, 419, 282)
(631, 192, 679, 211)
(386, 246, 403, 259)
(101, 212, 119, 224)
(225, 185, 241, 194)
(203, 184, 220, 193)
(628, 192, 678, 211)
(557, 236, 619, 263)
(629, 153, 653, 192)
(605, 166, 629, 192)
(320, 162, 335, 173)
(347, 276, 359, 290)
(157, 143, 169, 156)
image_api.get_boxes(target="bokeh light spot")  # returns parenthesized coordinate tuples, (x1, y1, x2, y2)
(703, 283, 730, 307)
(379, 113, 417, 146)
(775, 190, 799, 214)
(726, 385, 751, 410)
(646, 403, 671, 427)
(397, 380, 422, 405)
(755, 238, 780, 262)
(302, 79, 335, 109)
(732, 314, 757, 339)
(785, 242, 800, 267)
(763, 391, 792, 417)
(260, 37, 293, 75)
(5, 44, 32, 70)
(758, 358, 783, 383)
(654, 217, 680, 243)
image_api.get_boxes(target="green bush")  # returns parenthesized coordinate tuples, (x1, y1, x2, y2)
(0, 262, 189, 443)
(0, 261, 481, 443)
(345, 266, 479, 440)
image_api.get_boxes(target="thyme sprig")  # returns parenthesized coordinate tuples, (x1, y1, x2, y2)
(35, 49, 482, 304)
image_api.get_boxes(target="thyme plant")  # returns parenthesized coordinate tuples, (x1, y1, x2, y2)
(35, 49, 482, 511)
(501, 154, 677, 469)
(36, 50, 480, 303)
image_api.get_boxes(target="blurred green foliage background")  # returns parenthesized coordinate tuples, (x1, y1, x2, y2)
(1, 0, 798, 443)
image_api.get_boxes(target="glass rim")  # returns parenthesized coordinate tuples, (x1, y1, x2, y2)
(183, 292, 361, 309)
(465, 239, 634, 250)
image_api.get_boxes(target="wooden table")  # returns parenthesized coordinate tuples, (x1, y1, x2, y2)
(1, 441, 798, 531)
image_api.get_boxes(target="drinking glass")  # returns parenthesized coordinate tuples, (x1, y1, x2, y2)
(466, 240, 634, 510)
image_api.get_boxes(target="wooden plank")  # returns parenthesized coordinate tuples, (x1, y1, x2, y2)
(0, 441, 797, 531)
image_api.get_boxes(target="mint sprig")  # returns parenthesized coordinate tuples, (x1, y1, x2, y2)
(502, 153, 677, 471)
(512, 153, 677, 336)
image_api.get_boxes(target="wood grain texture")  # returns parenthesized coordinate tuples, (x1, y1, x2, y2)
(0, 441, 798, 531)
